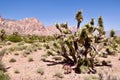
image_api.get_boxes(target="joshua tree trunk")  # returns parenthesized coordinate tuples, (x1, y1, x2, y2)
(77, 22, 80, 29)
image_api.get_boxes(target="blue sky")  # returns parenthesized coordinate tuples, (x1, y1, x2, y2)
(0, 0, 120, 30)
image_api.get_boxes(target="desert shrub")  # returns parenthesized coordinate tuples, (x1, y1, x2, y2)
(28, 57, 34, 62)
(83, 75, 99, 80)
(119, 58, 120, 61)
(17, 41, 25, 45)
(41, 54, 48, 61)
(8, 35, 22, 42)
(9, 58, 16, 63)
(23, 36, 34, 43)
(33, 42, 42, 50)
(23, 50, 30, 55)
(54, 72, 64, 78)
(26, 46, 33, 52)
(38, 35, 55, 42)
(0, 71, 9, 80)
(14, 52, 19, 56)
(0, 62, 6, 72)
(0, 42, 5, 45)
(23, 35, 40, 43)
(0, 48, 7, 60)
(8, 45, 27, 52)
(8, 32, 22, 42)
(37, 67, 44, 75)
(0, 45, 2, 48)
(98, 71, 120, 80)
(46, 50, 55, 56)
(43, 43, 50, 49)
(5, 41, 12, 45)
(14, 69, 20, 74)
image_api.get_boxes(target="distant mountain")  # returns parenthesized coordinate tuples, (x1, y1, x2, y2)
(0, 16, 77, 36)
(1, 16, 119, 36)
(0, 16, 47, 35)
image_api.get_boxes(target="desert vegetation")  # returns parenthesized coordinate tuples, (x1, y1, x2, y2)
(0, 10, 120, 80)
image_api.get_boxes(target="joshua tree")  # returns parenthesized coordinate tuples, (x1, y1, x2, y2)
(75, 10, 83, 29)
(45, 10, 119, 74)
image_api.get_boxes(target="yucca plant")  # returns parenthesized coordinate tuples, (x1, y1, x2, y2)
(45, 10, 119, 74)
(46, 21, 99, 73)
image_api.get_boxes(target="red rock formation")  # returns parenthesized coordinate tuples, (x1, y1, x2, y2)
(0, 16, 77, 36)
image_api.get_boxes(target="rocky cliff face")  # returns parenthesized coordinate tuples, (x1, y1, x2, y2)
(0, 16, 47, 35)
(0, 16, 77, 35)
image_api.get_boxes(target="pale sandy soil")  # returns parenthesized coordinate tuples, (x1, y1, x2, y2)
(1, 43, 120, 80)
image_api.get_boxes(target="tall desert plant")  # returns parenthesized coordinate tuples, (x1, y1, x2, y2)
(75, 10, 83, 29)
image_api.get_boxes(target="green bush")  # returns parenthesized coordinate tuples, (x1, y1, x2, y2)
(9, 58, 16, 63)
(8, 35, 22, 42)
(0, 62, 6, 72)
(23, 37, 34, 43)
(0, 71, 9, 80)
(28, 57, 34, 62)
(14, 69, 20, 74)
(0, 48, 7, 60)
(37, 67, 44, 75)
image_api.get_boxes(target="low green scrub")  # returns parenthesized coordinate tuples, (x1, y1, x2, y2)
(8, 35, 22, 42)
(8, 45, 27, 52)
(0, 62, 6, 72)
(0, 61, 9, 80)
(0, 70, 9, 80)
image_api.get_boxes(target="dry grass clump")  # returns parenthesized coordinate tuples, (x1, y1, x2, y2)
(28, 56, 34, 62)
(83, 74, 99, 80)
(37, 67, 44, 75)
(98, 71, 120, 80)
(8, 44, 27, 52)
(14, 52, 19, 56)
(54, 72, 64, 78)
(14, 69, 20, 74)
(17, 41, 25, 46)
(0, 48, 7, 60)
(5, 41, 12, 45)
(0, 62, 6, 72)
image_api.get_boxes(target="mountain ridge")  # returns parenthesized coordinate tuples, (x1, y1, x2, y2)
(0, 16, 119, 36)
